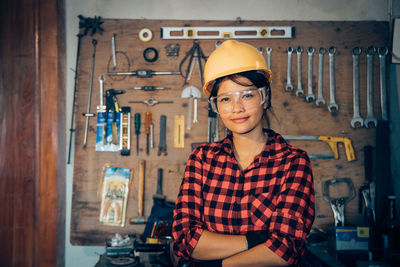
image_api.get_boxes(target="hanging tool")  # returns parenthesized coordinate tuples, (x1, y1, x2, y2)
(282, 135, 356, 162)
(103, 89, 124, 145)
(107, 69, 180, 78)
(296, 46, 304, 96)
(161, 26, 294, 39)
(378, 46, 389, 121)
(208, 103, 219, 143)
(174, 115, 185, 148)
(119, 107, 131, 156)
(135, 113, 141, 155)
(82, 39, 98, 148)
(130, 160, 147, 224)
(128, 98, 174, 106)
(145, 112, 152, 155)
(150, 122, 155, 149)
(181, 86, 202, 130)
(323, 178, 356, 226)
(111, 34, 117, 69)
(285, 47, 294, 91)
(328, 47, 339, 113)
(154, 168, 166, 201)
(179, 40, 207, 85)
(316, 47, 326, 106)
(67, 33, 84, 164)
(365, 46, 377, 128)
(359, 145, 376, 227)
(306, 46, 315, 102)
(128, 86, 170, 91)
(158, 115, 167, 156)
(351, 47, 364, 128)
(78, 15, 104, 36)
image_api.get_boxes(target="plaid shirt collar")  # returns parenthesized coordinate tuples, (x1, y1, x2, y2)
(212, 129, 292, 166)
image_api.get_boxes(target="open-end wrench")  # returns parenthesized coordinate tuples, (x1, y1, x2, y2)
(285, 47, 294, 91)
(378, 46, 389, 121)
(266, 47, 272, 70)
(328, 47, 338, 112)
(365, 46, 377, 128)
(351, 47, 364, 128)
(306, 47, 315, 102)
(316, 47, 326, 106)
(296, 46, 304, 96)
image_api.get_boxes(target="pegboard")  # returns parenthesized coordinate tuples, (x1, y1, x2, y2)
(71, 19, 389, 245)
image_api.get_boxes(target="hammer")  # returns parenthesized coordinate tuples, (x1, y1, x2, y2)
(130, 160, 146, 224)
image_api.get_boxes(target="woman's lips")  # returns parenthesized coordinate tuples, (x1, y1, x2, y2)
(231, 117, 249, 123)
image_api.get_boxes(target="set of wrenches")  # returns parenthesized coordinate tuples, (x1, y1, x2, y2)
(284, 46, 339, 113)
(351, 46, 388, 129)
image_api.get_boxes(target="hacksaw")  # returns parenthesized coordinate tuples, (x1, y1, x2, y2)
(161, 26, 294, 39)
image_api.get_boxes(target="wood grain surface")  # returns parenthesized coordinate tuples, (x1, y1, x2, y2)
(71, 19, 389, 245)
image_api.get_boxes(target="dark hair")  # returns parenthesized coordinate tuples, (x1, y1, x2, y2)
(209, 70, 272, 128)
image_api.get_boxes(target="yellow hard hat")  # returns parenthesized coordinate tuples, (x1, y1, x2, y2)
(203, 40, 272, 96)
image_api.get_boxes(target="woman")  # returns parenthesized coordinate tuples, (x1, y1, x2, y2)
(172, 40, 315, 267)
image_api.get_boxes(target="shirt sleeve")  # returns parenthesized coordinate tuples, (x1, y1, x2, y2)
(264, 151, 315, 265)
(172, 148, 206, 260)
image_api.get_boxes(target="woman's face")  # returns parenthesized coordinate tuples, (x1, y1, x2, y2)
(216, 76, 266, 135)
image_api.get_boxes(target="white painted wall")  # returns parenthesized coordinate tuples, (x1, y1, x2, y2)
(64, 1, 399, 266)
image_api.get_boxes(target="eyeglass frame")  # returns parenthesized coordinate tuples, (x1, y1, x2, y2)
(208, 87, 267, 114)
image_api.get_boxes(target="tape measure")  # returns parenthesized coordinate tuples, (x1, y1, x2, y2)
(174, 115, 185, 148)
(161, 26, 294, 39)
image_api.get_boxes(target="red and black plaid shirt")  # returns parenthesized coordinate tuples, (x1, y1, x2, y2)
(172, 129, 315, 265)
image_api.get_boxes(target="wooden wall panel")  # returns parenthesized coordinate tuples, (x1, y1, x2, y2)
(71, 19, 388, 245)
(0, 0, 65, 266)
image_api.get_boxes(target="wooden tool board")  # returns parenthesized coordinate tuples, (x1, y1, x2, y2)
(71, 19, 389, 245)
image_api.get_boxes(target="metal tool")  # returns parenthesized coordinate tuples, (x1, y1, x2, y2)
(67, 33, 84, 164)
(161, 26, 294, 39)
(135, 113, 141, 155)
(150, 123, 154, 149)
(328, 47, 338, 113)
(181, 86, 202, 130)
(296, 46, 304, 96)
(179, 40, 207, 85)
(174, 115, 185, 148)
(351, 47, 364, 128)
(322, 178, 356, 226)
(145, 112, 152, 155)
(128, 98, 174, 106)
(365, 46, 377, 128)
(111, 34, 117, 69)
(283, 135, 356, 162)
(316, 47, 326, 106)
(108, 69, 180, 78)
(306, 46, 315, 102)
(154, 168, 166, 201)
(359, 145, 376, 227)
(266, 47, 272, 70)
(128, 86, 170, 91)
(158, 115, 167, 156)
(378, 46, 389, 121)
(208, 103, 219, 143)
(130, 160, 146, 224)
(82, 39, 98, 148)
(119, 107, 131, 156)
(285, 47, 294, 91)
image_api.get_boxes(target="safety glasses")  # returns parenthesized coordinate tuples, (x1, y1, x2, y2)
(209, 87, 266, 114)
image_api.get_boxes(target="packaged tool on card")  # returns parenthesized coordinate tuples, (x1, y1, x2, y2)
(95, 88, 124, 152)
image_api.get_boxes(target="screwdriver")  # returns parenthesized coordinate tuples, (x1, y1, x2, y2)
(134, 113, 141, 155)
(145, 112, 152, 155)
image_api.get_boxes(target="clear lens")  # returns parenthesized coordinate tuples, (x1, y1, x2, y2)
(209, 87, 266, 113)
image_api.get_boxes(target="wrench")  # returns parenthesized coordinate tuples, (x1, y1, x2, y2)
(316, 47, 326, 106)
(365, 46, 377, 128)
(378, 46, 388, 121)
(266, 47, 272, 70)
(285, 47, 294, 91)
(328, 47, 339, 112)
(351, 47, 364, 128)
(305, 46, 315, 102)
(296, 46, 304, 96)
